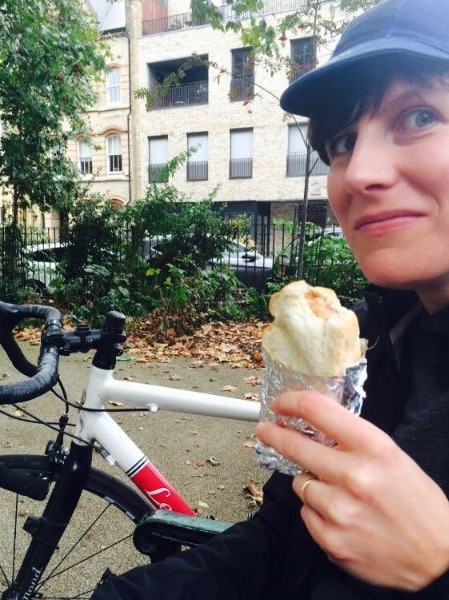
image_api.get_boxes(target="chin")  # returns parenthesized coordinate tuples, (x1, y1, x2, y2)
(359, 263, 418, 291)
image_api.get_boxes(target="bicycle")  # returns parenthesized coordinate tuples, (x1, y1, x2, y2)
(0, 300, 261, 599)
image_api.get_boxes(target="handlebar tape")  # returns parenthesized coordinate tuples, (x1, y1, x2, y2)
(0, 301, 62, 404)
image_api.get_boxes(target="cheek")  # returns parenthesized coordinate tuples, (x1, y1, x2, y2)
(326, 171, 348, 222)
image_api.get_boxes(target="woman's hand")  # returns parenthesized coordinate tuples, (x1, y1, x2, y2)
(256, 391, 449, 590)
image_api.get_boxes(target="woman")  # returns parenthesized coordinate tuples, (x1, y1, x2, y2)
(91, 0, 449, 597)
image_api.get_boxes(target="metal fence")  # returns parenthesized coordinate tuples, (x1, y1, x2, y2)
(0, 221, 345, 297)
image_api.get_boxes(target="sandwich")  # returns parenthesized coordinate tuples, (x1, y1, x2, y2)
(262, 280, 363, 378)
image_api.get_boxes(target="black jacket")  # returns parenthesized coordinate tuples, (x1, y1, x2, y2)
(91, 287, 449, 599)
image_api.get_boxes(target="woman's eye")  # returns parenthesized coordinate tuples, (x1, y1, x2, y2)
(327, 132, 356, 158)
(401, 108, 437, 130)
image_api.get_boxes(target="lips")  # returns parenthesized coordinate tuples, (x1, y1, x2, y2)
(354, 210, 424, 231)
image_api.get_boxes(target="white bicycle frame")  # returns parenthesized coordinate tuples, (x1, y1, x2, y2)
(73, 364, 261, 515)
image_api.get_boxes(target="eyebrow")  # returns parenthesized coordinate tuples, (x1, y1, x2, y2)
(378, 86, 428, 116)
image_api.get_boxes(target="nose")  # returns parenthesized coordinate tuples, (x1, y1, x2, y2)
(343, 123, 398, 195)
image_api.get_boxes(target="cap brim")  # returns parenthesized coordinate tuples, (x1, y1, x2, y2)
(280, 38, 449, 117)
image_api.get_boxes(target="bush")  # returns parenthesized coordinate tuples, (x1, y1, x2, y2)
(143, 261, 245, 337)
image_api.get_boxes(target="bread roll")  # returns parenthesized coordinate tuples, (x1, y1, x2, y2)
(262, 280, 362, 377)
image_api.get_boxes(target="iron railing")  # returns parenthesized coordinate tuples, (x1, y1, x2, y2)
(142, 0, 307, 36)
(286, 152, 328, 177)
(229, 158, 253, 179)
(187, 161, 208, 181)
(154, 81, 208, 110)
(148, 163, 168, 183)
(230, 76, 254, 101)
(0, 218, 356, 298)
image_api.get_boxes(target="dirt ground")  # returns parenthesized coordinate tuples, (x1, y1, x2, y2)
(0, 341, 271, 523)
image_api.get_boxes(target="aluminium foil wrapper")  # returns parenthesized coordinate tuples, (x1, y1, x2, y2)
(256, 350, 367, 476)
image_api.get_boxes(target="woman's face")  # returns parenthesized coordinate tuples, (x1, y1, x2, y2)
(326, 77, 449, 313)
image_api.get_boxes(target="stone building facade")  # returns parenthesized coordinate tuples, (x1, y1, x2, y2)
(77, 0, 337, 241)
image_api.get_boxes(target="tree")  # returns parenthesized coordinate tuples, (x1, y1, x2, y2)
(0, 0, 109, 225)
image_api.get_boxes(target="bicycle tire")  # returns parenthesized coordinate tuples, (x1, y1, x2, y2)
(0, 454, 153, 600)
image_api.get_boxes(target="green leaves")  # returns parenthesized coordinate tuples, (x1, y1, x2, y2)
(0, 0, 108, 220)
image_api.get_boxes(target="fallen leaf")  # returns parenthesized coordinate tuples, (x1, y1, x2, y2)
(222, 385, 237, 393)
(168, 373, 181, 381)
(244, 392, 260, 402)
(244, 480, 263, 505)
(244, 375, 261, 386)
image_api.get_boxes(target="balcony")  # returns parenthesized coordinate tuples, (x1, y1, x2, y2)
(286, 152, 328, 177)
(154, 81, 208, 110)
(187, 161, 208, 181)
(142, 0, 307, 36)
(229, 158, 253, 179)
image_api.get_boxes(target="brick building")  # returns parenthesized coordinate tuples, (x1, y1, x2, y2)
(76, 0, 338, 241)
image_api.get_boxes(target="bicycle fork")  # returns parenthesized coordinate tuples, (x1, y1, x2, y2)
(2, 442, 93, 600)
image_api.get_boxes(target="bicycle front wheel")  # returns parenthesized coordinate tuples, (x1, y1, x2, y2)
(0, 454, 152, 599)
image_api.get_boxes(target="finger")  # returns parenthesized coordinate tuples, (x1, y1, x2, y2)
(256, 421, 349, 481)
(271, 390, 381, 450)
(294, 474, 339, 518)
(296, 472, 319, 505)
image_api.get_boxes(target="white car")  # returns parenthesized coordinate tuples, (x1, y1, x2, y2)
(216, 240, 273, 289)
(24, 243, 67, 291)
(146, 237, 273, 289)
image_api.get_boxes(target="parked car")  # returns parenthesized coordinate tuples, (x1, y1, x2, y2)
(215, 240, 274, 289)
(146, 236, 273, 290)
(24, 243, 67, 291)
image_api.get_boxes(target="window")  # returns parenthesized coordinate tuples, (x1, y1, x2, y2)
(286, 124, 328, 177)
(230, 48, 254, 101)
(107, 135, 122, 173)
(106, 67, 121, 104)
(229, 128, 253, 178)
(78, 140, 93, 175)
(187, 133, 208, 181)
(149, 136, 168, 182)
(290, 38, 315, 82)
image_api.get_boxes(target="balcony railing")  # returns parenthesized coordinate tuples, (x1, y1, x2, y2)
(187, 161, 208, 181)
(286, 152, 328, 177)
(229, 158, 253, 179)
(154, 81, 208, 110)
(230, 76, 254, 101)
(143, 12, 208, 35)
(289, 62, 314, 82)
(143, 0, 307, 36)
(148, 163, 168, 183)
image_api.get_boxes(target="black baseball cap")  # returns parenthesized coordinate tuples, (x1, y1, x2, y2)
(280, 0, 449, 117)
